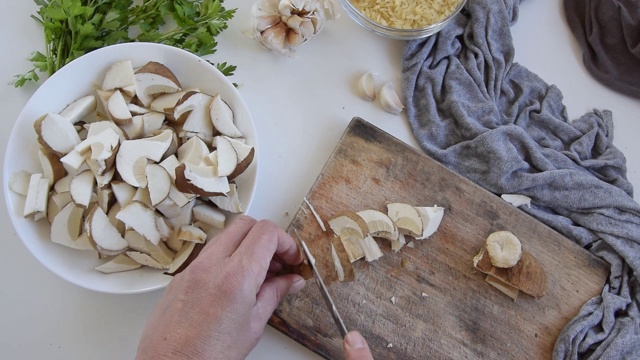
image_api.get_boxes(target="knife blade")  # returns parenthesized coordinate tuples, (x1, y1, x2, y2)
(295, 231, 349, 338)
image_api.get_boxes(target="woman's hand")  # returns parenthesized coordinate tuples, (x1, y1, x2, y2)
(136, 215, 306, 360)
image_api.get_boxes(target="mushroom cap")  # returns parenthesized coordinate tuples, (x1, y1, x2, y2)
(473, 246, 547, 298)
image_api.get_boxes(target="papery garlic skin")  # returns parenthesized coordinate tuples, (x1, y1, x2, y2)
(357, 72, 376, 102)
(379, 82, 404, 115)
(251, 0, 339, 56)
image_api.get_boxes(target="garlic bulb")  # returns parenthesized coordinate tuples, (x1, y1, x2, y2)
(251, 0, 339, 56)
(379, 82, 404, 115)
(357, 72, 376, 102)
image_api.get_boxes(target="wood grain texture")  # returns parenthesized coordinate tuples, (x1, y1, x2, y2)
(269, 118, 609, 359)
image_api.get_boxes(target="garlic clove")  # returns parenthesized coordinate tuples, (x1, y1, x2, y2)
(255, 15, 281, 32)
(285, 15, 305, 33)
(379, 82, 404, 115)
(260, 22, 288, 53)
(299, 18, 316, 39)
(287, 31, 306, 46)
(357, 72, 376, 102)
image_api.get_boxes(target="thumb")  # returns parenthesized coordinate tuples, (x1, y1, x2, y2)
(254, 274, 306, 322)
(344, 331, 373, 360)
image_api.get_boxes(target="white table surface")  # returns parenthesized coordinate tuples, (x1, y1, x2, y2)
(1, 1, 638, 359)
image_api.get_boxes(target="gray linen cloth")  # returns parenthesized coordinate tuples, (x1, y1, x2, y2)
(402, 0, 640, 358)
(564, 0, 640, 99)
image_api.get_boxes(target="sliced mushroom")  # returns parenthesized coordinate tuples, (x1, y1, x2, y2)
(213, 136, 237, 177)
(165, 241, 197, 274)
(225, 136, 255, 180)
(101, 60, 135, 92)
(328, 213, 367, 262)
(37, 148, 66, 186)
(9, 170, 32, 196)
(176, 224, 207, 243)
(146, 163, 171, 206)
(34, 113, 81, 156)
(174, 92, 214, 142)
(209, 183, 242, 213)
(59, 95, 97, 124)
(115, 129, 173, 187)
(142, 112, 166, 137)
(356, 209, 398, 241)
(47, 191, 72, 224)
(174, 163, 230, 197)
(60, 149, 88, 173)
(116, 201, 165, 245)
(387, 203, 422, 237)
(124, 229, 175, 266)
(134, 61, 183, 108)
(85, 206, 129, 254)
(415, 206, 445, 240)
(192, 204, 226, 229)
(85, 120, 127, 142)
(69, 170, 95, 208)
(210, 95, 242, 138)
(150, 91, 186, 121)
(50, 202, 93, 250)
(107, 90, 133, 125)
(126, 250, 169, 269)
(111, 180, 136, 208)
(177, 136, 210, 166)
(159, 154, 181, 180)
(95, 254, 142, 274)
(75, 128, 120, 176)
(120, 115, 145, 140)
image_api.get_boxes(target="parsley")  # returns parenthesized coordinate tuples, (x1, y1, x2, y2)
(12, 0, 236, 87)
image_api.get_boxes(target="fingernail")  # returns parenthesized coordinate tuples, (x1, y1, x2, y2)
(289, 276, 306, 294)
(345, 331, 366, 349)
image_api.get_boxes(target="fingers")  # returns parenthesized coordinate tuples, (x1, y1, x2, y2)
(235, 220, 303, 270)
(344, 331, 373, 360)
(200, 215, 256, 259)
(253, 274, 306, 324)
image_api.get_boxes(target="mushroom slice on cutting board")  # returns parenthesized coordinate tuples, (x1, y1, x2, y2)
(327, 212, 384, 263)
(415, 206, 445, 240)
(387, 203, 422, 237)
(356, 209, 398, 241)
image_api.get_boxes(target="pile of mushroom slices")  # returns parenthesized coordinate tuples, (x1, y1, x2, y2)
(325, 203, 444, 281)
(9, 60, 255, 275)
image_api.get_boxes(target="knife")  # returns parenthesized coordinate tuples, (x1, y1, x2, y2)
(295, 231, 349, 338)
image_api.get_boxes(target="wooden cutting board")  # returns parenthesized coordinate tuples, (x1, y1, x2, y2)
(270, 117, 609, 359)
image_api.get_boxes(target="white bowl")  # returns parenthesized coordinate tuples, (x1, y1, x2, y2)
(3, 43, 258, 294)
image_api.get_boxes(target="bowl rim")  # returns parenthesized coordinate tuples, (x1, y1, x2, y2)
(3, 42, 258, 294)
(338, 0, 467, 38)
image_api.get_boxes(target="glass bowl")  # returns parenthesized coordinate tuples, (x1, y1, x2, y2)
(338, 0, 467, 40)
